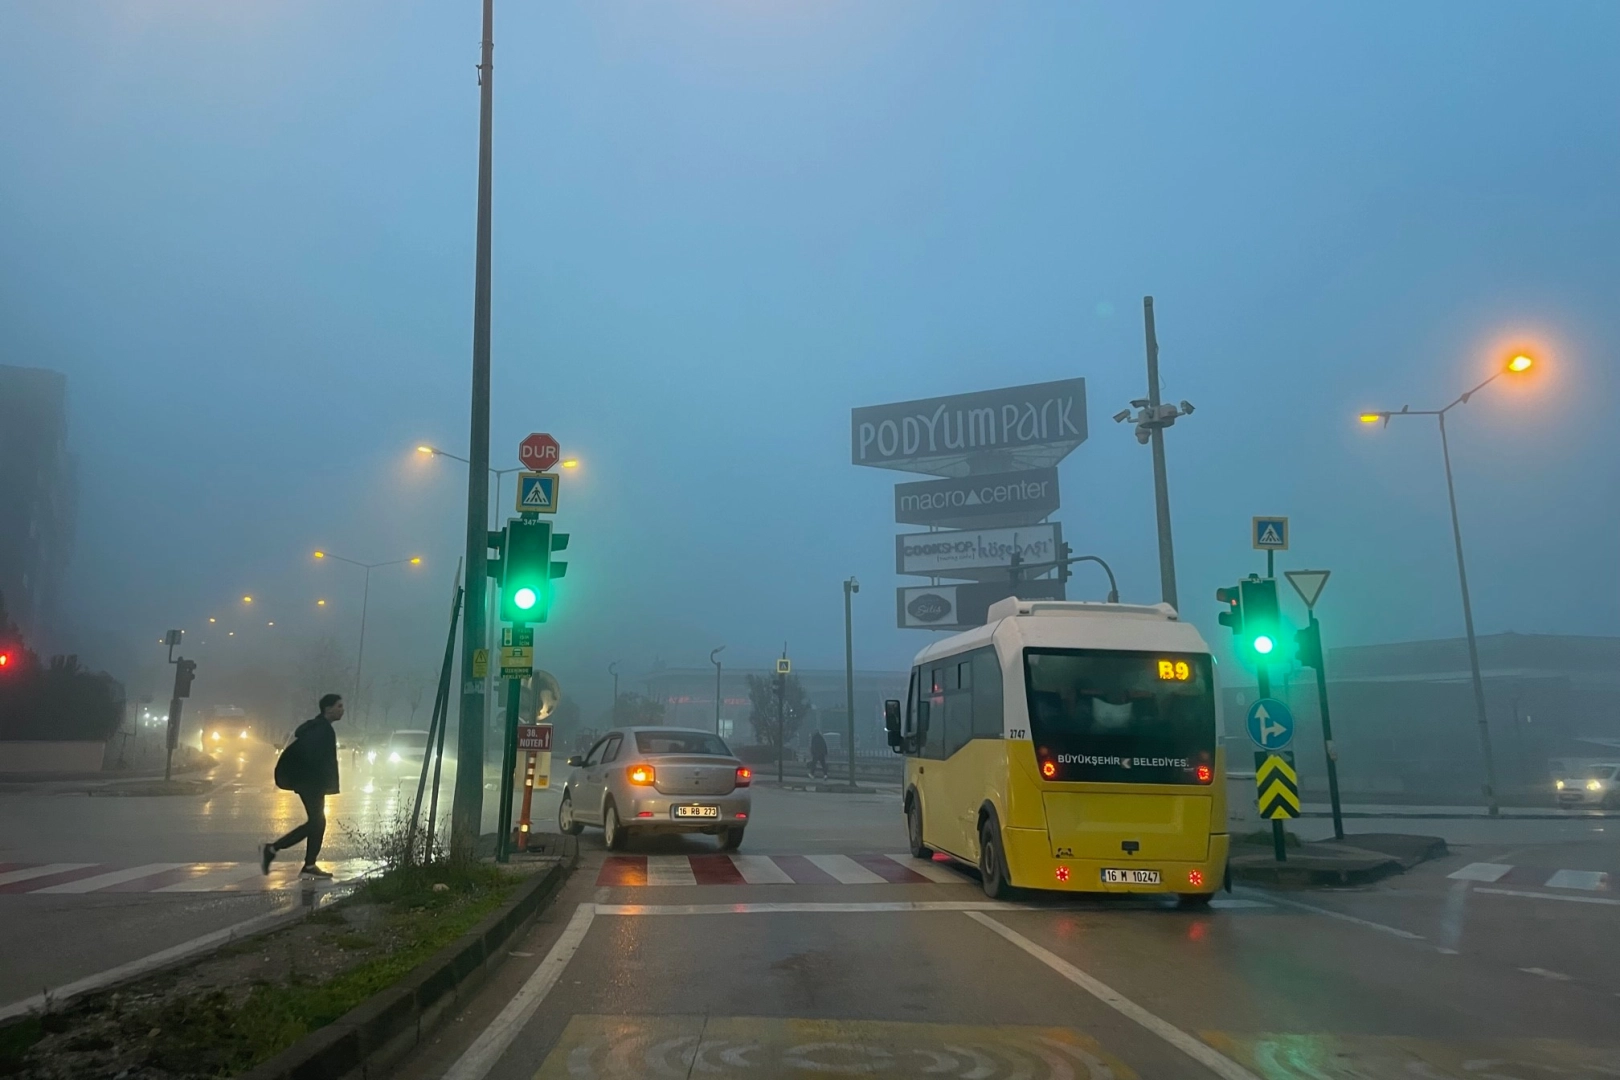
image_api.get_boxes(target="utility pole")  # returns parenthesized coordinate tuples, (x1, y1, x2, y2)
(451, 0, 495, 860)
(609, 661, 619, 720)
(710, 647, 725, 736)
(777, 645, 788, 785)
(843, 578, 859, 790)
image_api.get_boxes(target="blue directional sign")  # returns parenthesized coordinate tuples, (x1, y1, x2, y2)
(1245, 697, 1295, 751)
(516, 472, 559, 514)
(1252, 516, 1289, 551)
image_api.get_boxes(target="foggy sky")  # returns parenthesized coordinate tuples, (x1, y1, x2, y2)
(3, 2, 1616, 722)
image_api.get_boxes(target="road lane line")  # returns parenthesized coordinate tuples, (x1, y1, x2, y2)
(963, 911, 1262, 1080)
(729, 855, 794, 885)
(35, 863, 187, 894)
(1476, 887, 1620, 907)
(885, 853, 968, 883)
(1544, 869, 1608, 891)
(595, 900, 1024, 916)
(155, 863, 268, 892)
(441, 902, 596, 1080)
(645, 856, 698, 887)
(1447, 861, 1513, 882)
(0, 863, 93, 887)
(806, 854, 887, 885)
(1255, 894, 1426, 940)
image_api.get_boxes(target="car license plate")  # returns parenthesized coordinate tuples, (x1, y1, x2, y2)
(673, 805, 720, 819)
(1101, 868, 1160, 885)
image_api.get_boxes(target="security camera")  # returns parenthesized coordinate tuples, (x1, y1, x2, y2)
(1112, 409, 1132, 424)
(1130, 398, 1150, 410)
(1135, 426, 1152, 445)
(1179, 400, 1195, 415)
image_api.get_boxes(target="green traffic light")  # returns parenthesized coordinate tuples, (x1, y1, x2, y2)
(1252, 635, 1275, 655)
(513, 587, 537, 611)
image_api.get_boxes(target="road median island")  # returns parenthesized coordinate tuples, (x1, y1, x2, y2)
(0, 857, 570, 1079)
(1231, 831, 1448, 888)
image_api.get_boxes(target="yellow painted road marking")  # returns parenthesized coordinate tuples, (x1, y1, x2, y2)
(533, 1014, 1137, 1079)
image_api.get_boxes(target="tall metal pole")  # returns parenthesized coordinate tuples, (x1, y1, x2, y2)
(485, 471, 503, 765)
(451, 0, 495, 859)
(1142, 297, 1178, 610)
(1309, 612, 1345, 840)
(844, 579, 857, 790)
(354, 565, 371, 729)
(1438, 411, 1500, 816)
(711, 648, 724, 735)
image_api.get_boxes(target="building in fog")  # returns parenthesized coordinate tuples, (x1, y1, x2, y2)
(0, 365, 76, 647)
(639, 665, 909, 751)
(1222, 632, 1620, 802)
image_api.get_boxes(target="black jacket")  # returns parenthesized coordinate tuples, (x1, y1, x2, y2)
(275, 715, 341, 796)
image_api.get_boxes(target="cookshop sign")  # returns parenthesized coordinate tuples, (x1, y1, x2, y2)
(895, 523, 1062, 580)
(851, 379, 1087, 478)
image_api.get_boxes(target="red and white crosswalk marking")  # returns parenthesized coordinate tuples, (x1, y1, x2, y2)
(596, 853, 970, 888)
(0, 860, 378, 895)
(1448, 861, 1611, 891)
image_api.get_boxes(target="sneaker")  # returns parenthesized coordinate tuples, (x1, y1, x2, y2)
(299, 865, 334, 879)
(260, 843, 276, 875)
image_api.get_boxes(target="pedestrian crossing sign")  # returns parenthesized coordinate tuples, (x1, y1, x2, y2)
(517, 472, 559, 514)
(1255, 751, 1301, 819)
(1252, 516, 1289, 551)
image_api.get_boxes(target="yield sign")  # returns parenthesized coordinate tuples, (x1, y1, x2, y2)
(1284, 569, 1332, 609)
(518, 432, 560, 472)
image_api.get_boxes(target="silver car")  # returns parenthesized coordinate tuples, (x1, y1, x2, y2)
(557, 727, 752, 850)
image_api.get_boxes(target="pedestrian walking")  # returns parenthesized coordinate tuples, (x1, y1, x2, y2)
(262, 693, 343, 878)
(809, 729, 828, 780)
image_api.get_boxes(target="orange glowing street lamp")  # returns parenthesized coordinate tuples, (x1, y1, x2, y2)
(1355, 349, 1541, 817)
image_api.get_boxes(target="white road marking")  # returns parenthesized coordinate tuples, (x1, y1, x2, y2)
(806, 854, 887, 885)
(729, 855, 795, 885)
(1476, 887, 1620, 907)
(595, 901, 1024, 916)
(884, 853, 968, 883)
(645, 856, 698, 887)
(34, 863, 187, 894)
(1544, 869, 1608, 891)
(1520, 967, 1573, 981)
(0, 863, 94, 887)
(155, 863, 270, 892)
(1447, 861, 1513, 882)
(963, 910, 1262, 1080)
(441, 902, 596, 1080)
(1258, 893, 1426, 940)
(0, 906, 300, 1023)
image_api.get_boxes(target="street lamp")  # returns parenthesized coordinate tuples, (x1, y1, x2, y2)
(313, 550, 423, 729)
(843, 577, 860, 789)
(1358, 351, 1537, 816)
(609, 661, 620, 722)
(710, 647, 725, 736)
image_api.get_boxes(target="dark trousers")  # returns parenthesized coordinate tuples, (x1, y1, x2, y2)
(272, 790, 327, 865)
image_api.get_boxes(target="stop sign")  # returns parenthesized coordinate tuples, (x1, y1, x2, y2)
(518, 432, 560, 472)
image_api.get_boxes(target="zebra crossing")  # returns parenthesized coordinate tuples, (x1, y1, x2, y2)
(597, 853, 971, 888)
(1447, 861, 1611, 891)
(0, 859, 379, 895)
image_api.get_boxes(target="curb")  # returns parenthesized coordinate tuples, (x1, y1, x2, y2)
(1231, 835, 1448, 888)
(237, 862, 568, 1080)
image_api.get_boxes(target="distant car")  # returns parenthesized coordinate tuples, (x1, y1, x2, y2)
(1554, 762, 1620, 809)
(557, 727, 751, 851)
(371, 730, 431, 775)
(202, 711, 251, 748)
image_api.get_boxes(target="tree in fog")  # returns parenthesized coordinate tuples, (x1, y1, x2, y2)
(292, 634, 353, 741)
(605, 692, 665, 728)
(746, 673, 812, 751)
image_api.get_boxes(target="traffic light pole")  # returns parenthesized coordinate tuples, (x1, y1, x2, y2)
(1308, 612, 1346, 840)
(495, 669, 522, 863)
(1255, 662, 1286, 863)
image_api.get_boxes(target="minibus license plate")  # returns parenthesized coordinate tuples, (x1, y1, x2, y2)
(1102, 868, 1160, 885)
(673, 805, 720, 819)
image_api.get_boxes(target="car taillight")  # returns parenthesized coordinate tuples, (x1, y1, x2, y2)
(1188, 869, 1205, 888)
(627, 764, 656, 785)
(1041, 761, 1056, 778)
(1055, 866, 1070, 883)
(735, 766, 752, 787)
(1195, 764, 1213, 784)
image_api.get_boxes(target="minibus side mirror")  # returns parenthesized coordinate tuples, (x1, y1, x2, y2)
(883, 699, 903, 752)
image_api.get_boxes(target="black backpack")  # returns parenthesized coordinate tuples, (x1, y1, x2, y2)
(273, 733, 308, 791)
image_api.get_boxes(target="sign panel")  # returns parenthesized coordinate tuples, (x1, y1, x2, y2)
(471, 648, 489, 680)
(1245, 697, 1295, 752)
(1252, 516, 1289, 551)
(518, 432, 560, 472)
(517, 472, 559, 513)
(1255, 751, 1301, 819)
(852, 379, 1087, 478)
(1285, 569, 1331, 609)
(502, 627, 534, 648)
(893, 468, 1060, 529)
(897, 579, 1066, 631)
(776, 658, 792, 675)
(895, 523, 1061, 580)
(500, 645, 534, 677)
(517, 724, 553, 752)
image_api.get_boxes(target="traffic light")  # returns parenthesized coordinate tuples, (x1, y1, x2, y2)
(1239, 576, 1280, 657)
(174, 659, 197, 698)
(499, 520, 569, 624)
(1295, 619, 1323, 670)
(1216, 584, 1243, 637)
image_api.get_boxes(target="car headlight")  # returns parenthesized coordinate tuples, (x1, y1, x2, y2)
(1556, 780, 1565, 790)
(367, 750, 377, 763)
(389, 751, 401, 763)
(1587, 779, 1603, 792)
(240, 730, 248, 739)
(210, 731, 221, 741)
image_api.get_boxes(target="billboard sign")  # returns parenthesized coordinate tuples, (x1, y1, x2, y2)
(896, 579, 1067, 631)
(896, 523, 1062, 581)
(893, 468, 1059, 529)
(852, 379, 1087, 478)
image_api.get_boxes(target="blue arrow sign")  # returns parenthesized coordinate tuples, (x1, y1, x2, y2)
(516, 472, 559, 514)
(1245, 697, 1295, 751)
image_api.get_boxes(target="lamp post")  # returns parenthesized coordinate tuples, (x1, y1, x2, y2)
(1359, 352, 1536, 816)
(609, 661, 620, 723)
(312, 551, 422, 729)
(710, 647, 725, 736)
(843, 577, 859, 789)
